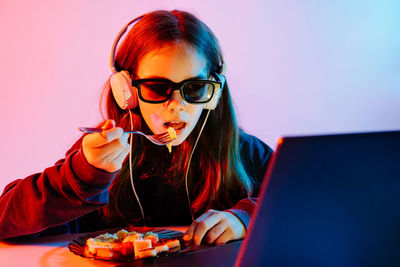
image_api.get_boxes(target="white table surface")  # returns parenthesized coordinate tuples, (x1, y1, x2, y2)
(0, 226, 187, 267)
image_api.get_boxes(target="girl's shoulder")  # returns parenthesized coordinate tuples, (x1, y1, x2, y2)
(238, 129, 274, 164)
(238, 129, 274, 194)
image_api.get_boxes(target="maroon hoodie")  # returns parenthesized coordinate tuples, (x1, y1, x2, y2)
(0, 131, 272, 239)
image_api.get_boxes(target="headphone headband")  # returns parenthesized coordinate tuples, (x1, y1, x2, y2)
(110, 15, 226, 75)
(109, 16, 143, 73)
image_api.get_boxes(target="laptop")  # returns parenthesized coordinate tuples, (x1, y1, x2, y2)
(118, 130, 400, 266)
(235, 130, 400, 266)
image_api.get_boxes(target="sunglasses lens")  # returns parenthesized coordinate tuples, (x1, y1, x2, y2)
(140, 81, 171, 101)
(183, 81, 214, 103)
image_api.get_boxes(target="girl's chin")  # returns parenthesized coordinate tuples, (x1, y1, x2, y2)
(170, 135, 186, 146)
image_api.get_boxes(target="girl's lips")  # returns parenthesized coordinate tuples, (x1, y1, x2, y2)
(164, 122, 186, 134)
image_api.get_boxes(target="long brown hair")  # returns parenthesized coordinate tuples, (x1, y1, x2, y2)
(100, 10, 256, 225)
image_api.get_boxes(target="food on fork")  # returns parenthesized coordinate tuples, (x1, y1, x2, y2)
(166, 127, 176, 153)
(84, 228, 181, 260)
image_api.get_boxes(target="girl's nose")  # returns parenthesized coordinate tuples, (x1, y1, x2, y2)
(167, 90, 186, 111)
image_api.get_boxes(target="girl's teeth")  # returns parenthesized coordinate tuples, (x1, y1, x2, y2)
(166, 122, 185, 129)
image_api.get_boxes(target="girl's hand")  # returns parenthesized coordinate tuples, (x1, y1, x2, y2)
(183, 209, 246, 248)
(82, 120, 130, 173)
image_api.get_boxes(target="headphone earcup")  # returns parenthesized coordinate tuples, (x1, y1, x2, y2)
(204, 74, 225, 110)
(110, 71, 138, 110)
(204, 88, 221, 110)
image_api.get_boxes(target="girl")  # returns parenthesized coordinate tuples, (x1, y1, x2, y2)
(0, 10, 272, 247)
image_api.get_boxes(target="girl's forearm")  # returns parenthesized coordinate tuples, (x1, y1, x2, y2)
(0, 149, 115, 239)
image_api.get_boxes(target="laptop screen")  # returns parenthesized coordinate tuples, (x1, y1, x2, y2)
(236, 131, 400, 266)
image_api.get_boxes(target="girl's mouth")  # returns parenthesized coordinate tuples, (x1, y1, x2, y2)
(164, 121, 186, 134)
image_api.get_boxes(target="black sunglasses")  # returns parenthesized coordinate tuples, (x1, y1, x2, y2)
(132, 75, 222, 104)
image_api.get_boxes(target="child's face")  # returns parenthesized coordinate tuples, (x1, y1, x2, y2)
(136, 43, 208, 146)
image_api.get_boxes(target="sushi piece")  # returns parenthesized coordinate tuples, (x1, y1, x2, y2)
(137, 247, 157, 259)
(165, 239, 181, 249)
(122, 232, 143, 243)
(155, 244, 169, 254)
(143, 232, 159, 246)
(133, 239, 152, 258)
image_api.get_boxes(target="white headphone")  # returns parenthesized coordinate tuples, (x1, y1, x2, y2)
(109, 16, 226, 111)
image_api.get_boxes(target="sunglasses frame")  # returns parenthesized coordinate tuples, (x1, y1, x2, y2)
(131, 73, 223, 104)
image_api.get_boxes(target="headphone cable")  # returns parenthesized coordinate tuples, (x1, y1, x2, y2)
(185, 109, 211, 222)
(127, 109, 211, 225)
(128, 109, 146, 225)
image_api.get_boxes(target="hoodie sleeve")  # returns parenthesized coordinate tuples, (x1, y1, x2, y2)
(0, 142, 117, 239)
(226, 197, 259, 230)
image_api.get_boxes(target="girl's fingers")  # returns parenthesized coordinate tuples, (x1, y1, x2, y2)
(100, 120, 118, 140)
(83, 127, 124, 148)
(214, 229, 231, 246)
(83, 131, 124, 162)
(192, 212, 222, 247)
(110, 138, 131, 165)
(100, 127, 125, 144)
(83, 119, 120, 148)
(205, 221, 228, 244)
(96, 133, 129, 155)
(184, 210, 247, 248)
(101, 119, 115, 130)
(87, 139, 130, 173)
(82, 121, 130, 173)
(95, 133, 130, 160)
(183, 210, 214, 241)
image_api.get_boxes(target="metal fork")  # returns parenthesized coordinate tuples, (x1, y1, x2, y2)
(78, 127, 175, 145)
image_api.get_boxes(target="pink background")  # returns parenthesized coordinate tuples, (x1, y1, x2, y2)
(1, 0, 399, 192)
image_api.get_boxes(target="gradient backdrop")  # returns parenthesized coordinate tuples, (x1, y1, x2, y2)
(1, 0, 399, 192)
